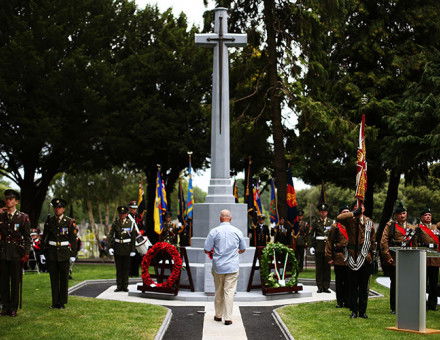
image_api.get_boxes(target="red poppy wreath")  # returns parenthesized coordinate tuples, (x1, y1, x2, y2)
(141, 242, 183, 288)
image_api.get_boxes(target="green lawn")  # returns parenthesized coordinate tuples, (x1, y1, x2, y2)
(0, 264, 167, 340)
(279, 271, 440, 340)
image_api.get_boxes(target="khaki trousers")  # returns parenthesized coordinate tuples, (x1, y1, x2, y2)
(212, 271, 239, 321)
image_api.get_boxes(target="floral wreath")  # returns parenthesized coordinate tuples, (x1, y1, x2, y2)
(141, 242, 183, 289)
(260, 242, 299, 288)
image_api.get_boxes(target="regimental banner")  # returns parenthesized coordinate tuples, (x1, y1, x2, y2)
(253, 181, 263, 216)
(186, 160, 194, 221)
(286, 168, 298, 225)
(355, 114, 367, 202)
(154, 168, 168, 234)
(233, 180, 239, 203)
(137, 182, 144, 206)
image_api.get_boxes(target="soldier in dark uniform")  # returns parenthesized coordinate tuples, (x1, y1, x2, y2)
(128, 200, 143, 277)
(293, 210, 309, 271)
(41, 198, 77, 309)
(380, 202, 415, 314)
(179, 219, 192, 247)
(250, 215, 270, 247)
(414, 207, 440, 311)
(0, 189, 31, 317)
(159, 212, 181, 245)
(309, 203, 333, 293)
(273, 217, 292, 246)
(337, 202, 376, 319)
(108, 206, 136, 292)
(326, 205, 350, 308)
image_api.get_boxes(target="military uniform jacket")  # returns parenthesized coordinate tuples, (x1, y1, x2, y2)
(380, 220, 416, 265)
(159, 221, 180, 245)
(337, 212, 376, 265)
(295, 221, 309, 247)
(414, 222, 440, 267)
(310, 217, 334, 253)
(325, 223, 348, 266)
(108, 218, 136, 256)
(252, 223, 270, 246)
(274, 223, 292, 245)
(42, 215, 78, 261)
(0, 210, 31, 260)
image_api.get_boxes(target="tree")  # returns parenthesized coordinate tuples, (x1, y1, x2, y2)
(0, 0, 136, 224)
(99, 6, 214, 239)
(289, 0, 440, 228)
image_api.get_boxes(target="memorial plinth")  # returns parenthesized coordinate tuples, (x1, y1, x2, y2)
(386, 247, 440, 334)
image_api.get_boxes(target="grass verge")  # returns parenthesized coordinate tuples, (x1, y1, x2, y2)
(0, 264, 167, 340)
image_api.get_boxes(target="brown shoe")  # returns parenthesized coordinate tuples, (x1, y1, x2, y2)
(224, 320, 232, 325)
(214, 316, 222, 322)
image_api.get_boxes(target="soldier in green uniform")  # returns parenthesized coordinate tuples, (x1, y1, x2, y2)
(273, 217, 292, 246)
(380, 202, 416, 314)
(337, 202, 376, 319)
(309, 203, 333, 293)
(414, 207, 440, 311)
(41, 198, 77, 309)
(326, 205, 350, 308)
(159, 212, 181, 245)
(293, 210, 309, 271)
(251, 215, 271, 247)
(108, 206, 136, 292)
(0, 190, 31, 317)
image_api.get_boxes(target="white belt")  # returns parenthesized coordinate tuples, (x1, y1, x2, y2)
(49, 241, 69, 246)
(115, 239, 131, 243)
(316, 236, 327, 240)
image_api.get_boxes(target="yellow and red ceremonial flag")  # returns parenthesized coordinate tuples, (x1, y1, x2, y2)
(355, 114, 367, 204)
(137, 182, 144, 206)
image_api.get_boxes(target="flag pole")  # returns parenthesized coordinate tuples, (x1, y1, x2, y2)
(187, 151, 193, 245)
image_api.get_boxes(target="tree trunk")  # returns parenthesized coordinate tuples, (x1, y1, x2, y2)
(19, 167, 55, 225)
(164, 167, 181, 215)
(105, 202, 110, 232)
(86, 199, 96, 231)
(364, 170, 375, 218)
(263, 0, 287, 218)
(98, 203, 103, 225)
(377, 169, 401, 238)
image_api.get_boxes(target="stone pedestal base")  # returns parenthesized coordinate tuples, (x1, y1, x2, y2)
(185, 186, 255, 293)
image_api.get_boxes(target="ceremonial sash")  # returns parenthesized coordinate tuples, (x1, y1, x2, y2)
(394, 223, 406, 236)
(420, 224, 439, 246)
(348, 218, 373, 271)
(337, 223, 348, 241)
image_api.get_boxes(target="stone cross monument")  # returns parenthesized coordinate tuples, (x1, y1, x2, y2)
(183, 8, 254, 293)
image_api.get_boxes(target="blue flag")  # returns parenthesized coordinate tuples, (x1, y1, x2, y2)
(186, 161, 194, 221)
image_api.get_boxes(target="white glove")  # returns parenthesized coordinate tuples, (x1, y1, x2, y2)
(130, 252, 136, 257)
(108, 248, 114, 256)
(70, 257, 76, 263)
(309, 247, 315, 255)
(40, 254, 46, 264)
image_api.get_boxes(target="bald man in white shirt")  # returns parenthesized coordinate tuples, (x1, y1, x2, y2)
(204, 209, 246, 325)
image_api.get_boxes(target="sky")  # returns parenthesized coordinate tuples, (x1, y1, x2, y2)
(135, 0, 214, 28)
